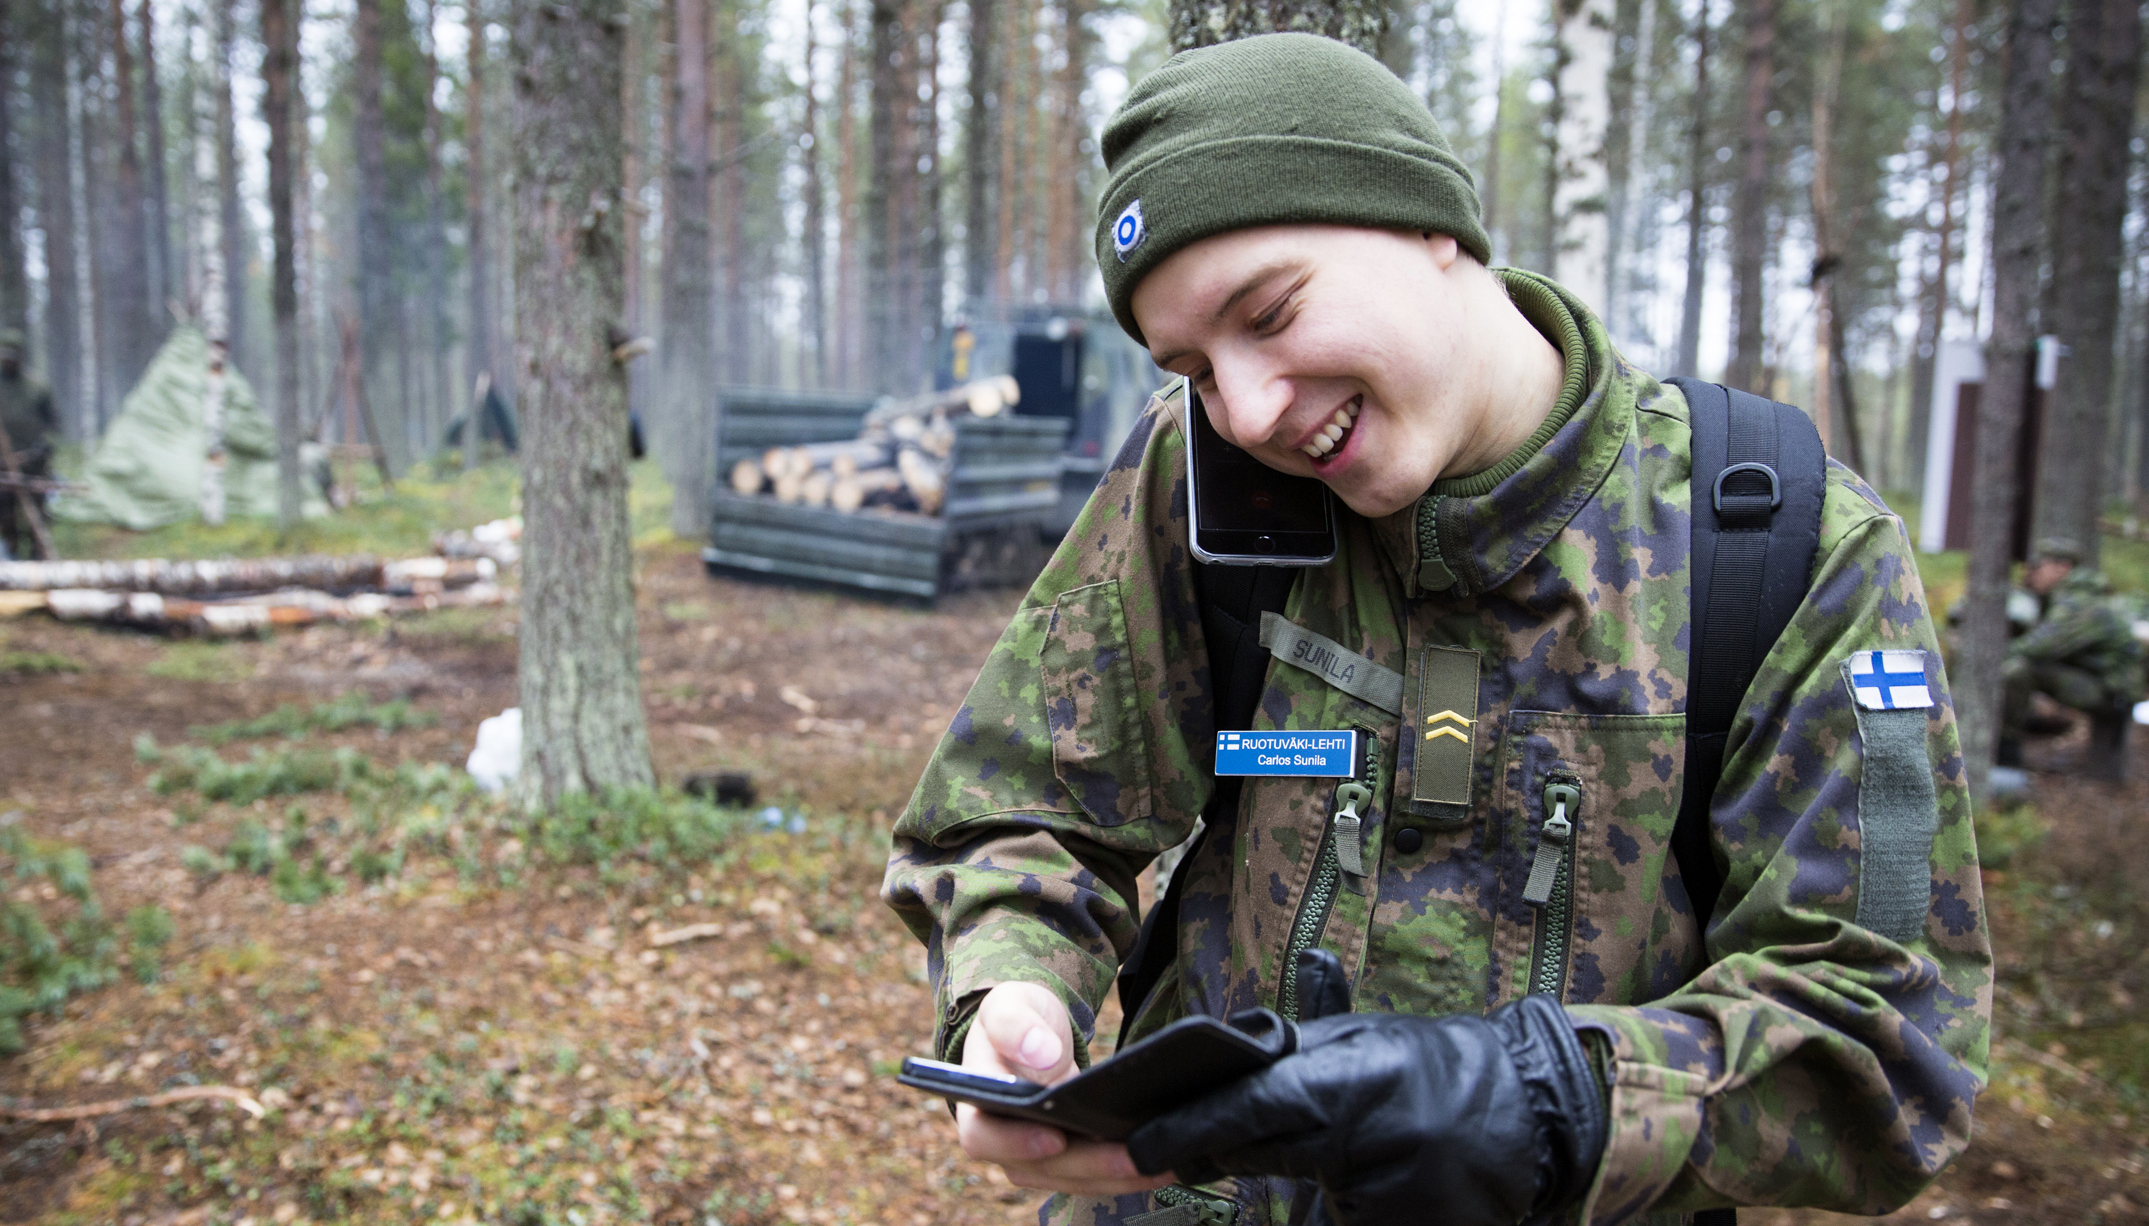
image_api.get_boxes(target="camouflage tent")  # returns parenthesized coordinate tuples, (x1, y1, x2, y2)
(53, 326, 324, 530)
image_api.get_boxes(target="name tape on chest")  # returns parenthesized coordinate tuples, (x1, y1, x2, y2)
(1847, 649, 1933, 711)
(1257, 612, 1405, 716)
(1215, 730, 1363, 778)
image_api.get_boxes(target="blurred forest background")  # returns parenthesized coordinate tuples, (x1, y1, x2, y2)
(0, 0, 2141, 540)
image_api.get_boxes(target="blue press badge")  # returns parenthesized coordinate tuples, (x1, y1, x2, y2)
(1214, 730, 1362, 778)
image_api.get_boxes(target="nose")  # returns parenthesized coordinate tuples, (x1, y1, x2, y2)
(1207, 356, 1292, 450)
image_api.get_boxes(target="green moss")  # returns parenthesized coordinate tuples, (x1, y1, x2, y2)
(0, 826, 117, 1054)
(0, 650, 84, 674)
(146, 641, 243, 682)
(192, 693, 435, 744)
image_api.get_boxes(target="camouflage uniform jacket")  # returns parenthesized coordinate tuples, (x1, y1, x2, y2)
(2010, 569, 2145, 703)
(884, 271, 1991, 1226)
(0, 372, 56, 474)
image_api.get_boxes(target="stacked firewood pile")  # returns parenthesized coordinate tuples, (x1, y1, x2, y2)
(726, 376, 1019, 516)
(0, 533, 513, 636)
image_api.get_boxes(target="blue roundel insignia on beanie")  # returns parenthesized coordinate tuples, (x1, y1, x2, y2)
(1113, 199, 1146, 262)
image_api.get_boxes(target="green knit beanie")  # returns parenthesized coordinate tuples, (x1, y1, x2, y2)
(1096, 32, 1491, 346)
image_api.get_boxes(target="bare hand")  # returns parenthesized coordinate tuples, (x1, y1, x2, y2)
(954, 981, 1175, 1197)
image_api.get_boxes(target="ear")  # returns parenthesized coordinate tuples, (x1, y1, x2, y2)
(1423, 232, 1461, 270)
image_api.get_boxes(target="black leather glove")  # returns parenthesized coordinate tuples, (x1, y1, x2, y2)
(1126, 995, 1607, 1226)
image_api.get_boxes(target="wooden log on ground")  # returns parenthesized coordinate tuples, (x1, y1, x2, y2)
(861, 375, 1021, 430)
(800, 470, 834, 508)
(761, 446, 802, 483)
(730, 458, 766, 496)
(40, 580, 509, 635)
(772, 472, 806, 504)
(790, 438, 891, 477)
(897, 448, 948, 516)
(0, 555, 388, 595)
(830, 466, 907, 513)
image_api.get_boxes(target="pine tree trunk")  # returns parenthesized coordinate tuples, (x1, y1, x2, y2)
(81, 21, 114, 430)
(866, 0, 902, 392)
(661, 0, 714, 535)
(962, 0, 997, 312)
(1552, 0, 1613, 311)
(352, 0, 396, 470)
(993, 0, 1020, 304)
(1600, 0, 1641, 339)
(138, 0, 173, 331)
(0, 3, 25, 341)
(714, 0, 747, 384)
(464, 0, 491, 471)
(621, 0, 645, 410)
(215, 0, 245, 371)
(1905, 0, 1971, 505)
(30, 0, 83, 432)
(1673, 0, 1708, 376)
(1167, 0, 1387, 55)
(1723, 0, 1774, 394)
(421, 0, 452, 463)
(105, 0, 153, 390)
(2033, 0, 2143, 563)
(921, 2, 946, 336)
(1961, 0, 2061, 802)
(511, 0, 654, 807)
(262, 0, 303, 529)
(803, 3, 830, 384)
(290, 23, 319, 431)
(835, 1, 860, 388)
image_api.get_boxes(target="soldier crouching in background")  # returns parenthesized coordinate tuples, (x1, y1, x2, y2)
(2000, 536, 2148, 768)
(0, 329, 57, 561)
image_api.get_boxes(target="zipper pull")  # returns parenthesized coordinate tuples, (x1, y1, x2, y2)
(1331, 781, 1372, 878)
(1521, 782, 1579, 907)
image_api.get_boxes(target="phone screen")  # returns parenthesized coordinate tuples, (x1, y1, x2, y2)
(1186, 381, 1339, 566)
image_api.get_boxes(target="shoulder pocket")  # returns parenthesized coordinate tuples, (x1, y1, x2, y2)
(1041, 579, 1154, 827)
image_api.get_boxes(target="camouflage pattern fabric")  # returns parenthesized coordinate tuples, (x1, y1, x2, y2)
(2007, 568, 2145, 708)
(0, 370, 56, 473)
(883, 270, 1992, 1226)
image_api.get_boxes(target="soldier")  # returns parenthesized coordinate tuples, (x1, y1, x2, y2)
(0, 329, 57, 560)
(884, 34, 1988, 1226)
(1999, 536, 2146, 765)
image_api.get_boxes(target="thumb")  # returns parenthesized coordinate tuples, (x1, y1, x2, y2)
(973, 981, 1079, 1085)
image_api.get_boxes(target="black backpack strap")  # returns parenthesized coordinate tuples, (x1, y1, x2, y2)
(1115, 560, 1295, 1037)
(1669, 376, 1826, 936)
(1670, 379, 1822, 1226)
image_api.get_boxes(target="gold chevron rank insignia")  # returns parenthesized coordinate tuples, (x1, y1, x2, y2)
(1424, 710, 1474, 742)
(1410, 648, 1480, 821)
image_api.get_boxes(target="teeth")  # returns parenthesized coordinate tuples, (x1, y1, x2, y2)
(1301, 442, 1324, 457)
(1322, 423, 1345, 442)
(1332, 408, 1353, 430)
(1310, 433, 1336, 455)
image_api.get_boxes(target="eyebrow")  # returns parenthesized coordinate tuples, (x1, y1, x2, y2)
(1149, 260, 1303, 370)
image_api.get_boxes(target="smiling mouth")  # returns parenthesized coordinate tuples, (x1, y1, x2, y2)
(1299, 396, 1362, 461)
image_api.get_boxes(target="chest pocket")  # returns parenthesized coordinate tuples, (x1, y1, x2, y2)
(1040, 580, 1153, 827)
(1493, 712, 1701, 1006)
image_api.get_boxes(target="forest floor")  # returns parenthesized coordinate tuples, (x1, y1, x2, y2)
(2, 475, 2146, 1225)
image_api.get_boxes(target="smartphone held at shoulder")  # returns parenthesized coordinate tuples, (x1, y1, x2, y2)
(1184, 381, 1339, 567)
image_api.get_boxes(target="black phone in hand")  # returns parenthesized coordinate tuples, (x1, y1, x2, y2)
(896, 1009, 1296, 1141)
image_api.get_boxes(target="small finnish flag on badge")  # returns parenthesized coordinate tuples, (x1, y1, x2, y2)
(1848, 649, 1932, 711)
(1112, 199, 1146, 262)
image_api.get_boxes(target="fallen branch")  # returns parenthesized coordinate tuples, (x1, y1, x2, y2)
(648, 922, 727, 948)
(0, 1084, 266, 1122)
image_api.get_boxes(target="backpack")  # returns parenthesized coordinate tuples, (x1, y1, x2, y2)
(1115, 383, 1826, 1205)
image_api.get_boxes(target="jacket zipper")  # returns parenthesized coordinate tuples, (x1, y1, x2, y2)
(1523, 780, 1580, 998)
(1278, 735, 1379, 1021)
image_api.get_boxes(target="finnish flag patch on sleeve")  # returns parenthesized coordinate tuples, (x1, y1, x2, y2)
(1847, 649, 1933, 711)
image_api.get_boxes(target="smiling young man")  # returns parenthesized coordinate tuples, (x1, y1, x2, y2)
(884, 32, 1990, 1226)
